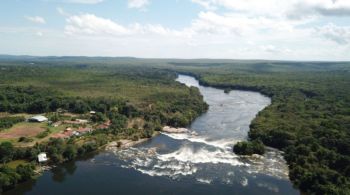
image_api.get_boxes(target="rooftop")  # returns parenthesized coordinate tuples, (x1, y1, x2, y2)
(29, 115, 48, 122)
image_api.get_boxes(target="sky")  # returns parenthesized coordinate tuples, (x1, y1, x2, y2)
(1, 0, 350, 60)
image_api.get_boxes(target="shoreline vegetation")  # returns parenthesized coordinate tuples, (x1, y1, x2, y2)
(178, 73, 270, 156)
(172, 63, 350, 194)
(0, 62, 208, 192)
(0, 56, 349, 194)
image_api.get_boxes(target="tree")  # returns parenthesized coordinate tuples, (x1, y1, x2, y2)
(63, 145, 77, 161)
(91, 112, 106, 123)
(142, 129, 154, 138)
(0, 142, 15, 163)
(109, 113, 127, 130)
(233, 140, 265, 155)
(0, 166, 21, 191)
(16, 164, 35, 181)
(169, 113, 189, 127)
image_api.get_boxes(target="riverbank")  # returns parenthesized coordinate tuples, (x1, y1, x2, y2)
(103, 75, 294, 193)
(36, 130, 167, 176)
(176, 72, 273, 98)
(106, 126, 193, 149)
(174, 67, 350, 194)
(3, 74, 298, 195)
(106, 131, 161, 149)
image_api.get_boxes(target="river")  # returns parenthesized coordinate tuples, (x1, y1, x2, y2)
(5, 75, 298, 195)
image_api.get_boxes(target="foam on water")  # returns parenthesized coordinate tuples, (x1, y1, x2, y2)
(108, 136, 289, 185)
(196, 178, 212, 184)
(157, 145, 245, 166)
(161, 132, 235, 150)
(105, 75, 290, 187)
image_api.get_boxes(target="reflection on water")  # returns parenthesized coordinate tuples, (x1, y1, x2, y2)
(51, 162, 77, 183)
(5, 75, 298, 195)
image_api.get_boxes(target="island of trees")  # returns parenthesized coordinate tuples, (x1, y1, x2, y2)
(233, 140, 265, 155)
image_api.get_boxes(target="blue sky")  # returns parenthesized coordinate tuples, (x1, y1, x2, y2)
(1, 0, 350, 60)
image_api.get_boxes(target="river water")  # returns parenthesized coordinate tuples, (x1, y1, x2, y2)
(5, 75, 298, 195)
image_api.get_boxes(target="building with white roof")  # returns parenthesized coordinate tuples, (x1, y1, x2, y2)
(38, 152, 48, 163)
(28, 115, 48, 123)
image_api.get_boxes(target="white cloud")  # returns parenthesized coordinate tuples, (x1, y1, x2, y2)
(187, 11, 245, 36)
(64, 13, 182, 37)
(25, 16, 46, 24)
(63, 12, 264, 38)
(316, 23, 350, 44)
(191, 0, 291, 17)
(61, 11, 315, 59)
(64, 0, 103, 4)
(184, 11, 303, 39)
(61, 11, 317, 47)
(36, 31, 44, 37)
(128, 0, 150, 9)
(57, 7, 70, 17)
(191, 0, 350, 19)
(259, 45, 292, 54)
(260, 45, 278, 53)
(65, 14, 130, 35)
(287, 0, 350, 19)
(12, 1, 350, 60)
(191, 0, 216, 10)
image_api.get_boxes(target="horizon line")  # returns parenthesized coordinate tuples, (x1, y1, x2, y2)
(0, 54, 349, 63)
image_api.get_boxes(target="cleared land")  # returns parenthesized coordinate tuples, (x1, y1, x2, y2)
(0, 123, 46, 139)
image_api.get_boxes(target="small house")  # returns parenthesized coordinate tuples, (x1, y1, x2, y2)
(77, 127, 92, 134)
(90, 111, 96, 115)
(72, 131, 80, 136)
(38, 152, 48, 163)
(29, 115, 48, 123)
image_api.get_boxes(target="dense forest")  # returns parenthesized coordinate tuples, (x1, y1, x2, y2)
(168, 60, 350, 195)
(0, 56, 349, 194)
(0, 62, 208, 128)
(0, 59, 208, 192)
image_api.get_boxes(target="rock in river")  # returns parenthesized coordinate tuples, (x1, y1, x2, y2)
(162, 126, 189, 133)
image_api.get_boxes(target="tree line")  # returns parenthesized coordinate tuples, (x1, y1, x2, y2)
(0, 116, 24, 131)
(174, 62, 350, 195)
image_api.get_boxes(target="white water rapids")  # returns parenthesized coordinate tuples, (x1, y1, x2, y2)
(4, 74, 298, 195)
(107, 74, 290, 190)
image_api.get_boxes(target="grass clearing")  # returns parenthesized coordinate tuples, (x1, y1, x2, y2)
(6, 160, 30, 169)
(0, 122, 46, 139)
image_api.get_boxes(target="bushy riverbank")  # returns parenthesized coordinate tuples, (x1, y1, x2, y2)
(0, 61, 208, 192)
(168, 61, 350, 194)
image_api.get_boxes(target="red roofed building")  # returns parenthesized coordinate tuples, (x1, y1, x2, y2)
(77, 127, 92, 134)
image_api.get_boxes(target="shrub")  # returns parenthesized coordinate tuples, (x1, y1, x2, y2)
(0, 116, 24, 131)
(18, 137, 34, 143)
(233, 140, 265, 155)
(36, 129, 51, 139)
(131, 135, 139, 141)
